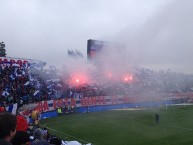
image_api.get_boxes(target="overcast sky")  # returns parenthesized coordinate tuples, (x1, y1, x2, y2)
(1, 0, 193, 73)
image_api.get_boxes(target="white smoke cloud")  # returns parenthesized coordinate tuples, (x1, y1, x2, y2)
(1, 0, 192, 73)
(114, 0, 193, 73)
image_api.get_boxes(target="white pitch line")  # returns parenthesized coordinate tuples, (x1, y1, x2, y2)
(42, 110, 193, 145)
(43, 111, 193, 132)
(41, 125, 91, 144)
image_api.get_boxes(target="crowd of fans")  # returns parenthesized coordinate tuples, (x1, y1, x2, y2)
(1, 63, 193, 110)
(0, 64, 61, 109)
(1, 61, 193, 145)
(1, 111, 93, 145)
(0, 111, 88, 145)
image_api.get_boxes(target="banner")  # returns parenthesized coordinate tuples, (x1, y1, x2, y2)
(19, 92, 193, 117)
(19, 95, 164, 116)
(0, 57, 46, 67)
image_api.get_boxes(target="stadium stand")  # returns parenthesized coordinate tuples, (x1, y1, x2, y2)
(1, 57, 193, 145)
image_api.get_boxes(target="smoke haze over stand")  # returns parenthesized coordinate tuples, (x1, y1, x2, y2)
(59, 0, 193, 76)
(58, 57, 97, 85)
(113, 0, 193, 74)
(1, 0, 193, 73)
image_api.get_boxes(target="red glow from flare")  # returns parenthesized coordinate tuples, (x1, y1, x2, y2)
(123, 75, 133, 82)
(75, 78, 80, 83)
(108, 73, 112, 78)
(67, 73, 90, 86)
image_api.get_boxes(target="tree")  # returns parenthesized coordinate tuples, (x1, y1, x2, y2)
(0, 42, 6, 57)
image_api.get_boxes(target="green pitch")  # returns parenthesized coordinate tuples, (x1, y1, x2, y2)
(41, 105, 193, 145)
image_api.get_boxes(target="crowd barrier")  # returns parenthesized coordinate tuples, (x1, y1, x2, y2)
(40, 100, 170, 119)
(16, 93, 193, 120)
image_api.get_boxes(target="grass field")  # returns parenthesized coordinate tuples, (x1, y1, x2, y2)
(40, 105, 193, 145)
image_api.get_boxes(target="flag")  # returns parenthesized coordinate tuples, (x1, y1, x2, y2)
(2, 90, 9, 97)
(33, 90, 40, 96)
(68, 49, 83, 58)
(24, 81, 30, 86)
(75, 49, 83, 58)
(5, 103, 17, 115)
(68, 49, 76, 57)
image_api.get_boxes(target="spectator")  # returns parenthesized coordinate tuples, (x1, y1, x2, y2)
(0, 112, 17, 145)
(57, 106, 63, 116)
(11, 131, 30, 145)
(0, 105, 5, 112)
(155, 113, 160, 123)
(31, 128, 50, 145)
(49, 136, 62, 145)
(43, 127, 49, 141)
(16, 114, 28, 132)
